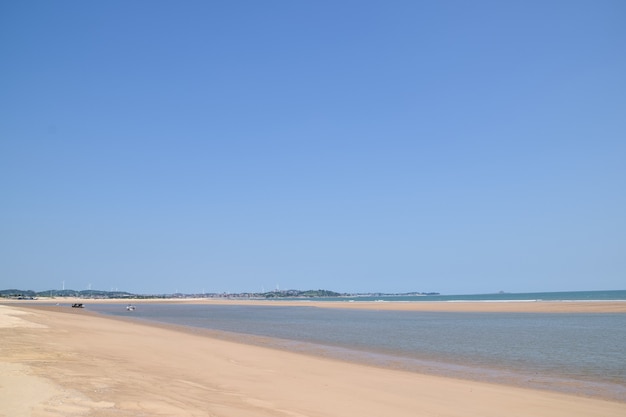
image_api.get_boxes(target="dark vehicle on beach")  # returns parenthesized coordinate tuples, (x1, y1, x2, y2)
(71, 303, 84, 308)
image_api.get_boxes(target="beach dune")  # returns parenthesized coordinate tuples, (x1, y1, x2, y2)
(1, 304, 624, 417)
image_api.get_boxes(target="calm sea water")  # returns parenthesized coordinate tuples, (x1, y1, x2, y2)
(88, 292, 626, 402)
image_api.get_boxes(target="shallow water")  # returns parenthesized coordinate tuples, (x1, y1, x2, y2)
(89, 303, 626, 401)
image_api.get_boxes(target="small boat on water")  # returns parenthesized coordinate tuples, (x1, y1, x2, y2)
(126, 305, 136, 311)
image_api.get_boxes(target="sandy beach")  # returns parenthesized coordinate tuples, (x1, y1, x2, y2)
(184, 298, 626, 313)
(5, 296, 626, 313)
(1, 303, 625, 417)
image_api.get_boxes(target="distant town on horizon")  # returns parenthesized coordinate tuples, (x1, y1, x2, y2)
(0, 288, 441, 300)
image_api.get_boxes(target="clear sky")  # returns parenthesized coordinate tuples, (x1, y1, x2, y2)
(1, 1, 625, 295)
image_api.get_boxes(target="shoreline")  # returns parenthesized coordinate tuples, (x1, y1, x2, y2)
(17, 303, 626, 401)
(2, 303, 626, 416)
(4, 297, 626, 313)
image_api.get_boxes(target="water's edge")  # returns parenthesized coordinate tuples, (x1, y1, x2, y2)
(81, 303, 626, 403)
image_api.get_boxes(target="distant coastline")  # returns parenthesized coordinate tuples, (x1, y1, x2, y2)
(2, 288, 626, 302)
(4, 289, 626, 314)
(0, 288, 440, 300)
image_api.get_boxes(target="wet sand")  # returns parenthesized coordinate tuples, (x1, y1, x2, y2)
(1, 303, 624, 417)
(5, 296, 626, 312)
(192, 298, 626, 313)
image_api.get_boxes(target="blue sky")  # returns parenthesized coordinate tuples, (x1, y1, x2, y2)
(1, 1, 625, 294)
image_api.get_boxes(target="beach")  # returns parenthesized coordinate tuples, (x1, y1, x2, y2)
(5, 296, 626, 313)
(180, 298, 626, 313)
(1, 302, 625, 417)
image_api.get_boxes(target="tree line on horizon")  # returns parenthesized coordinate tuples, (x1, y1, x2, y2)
(0, 288, 439, 299)
(0, 288, 343, 299)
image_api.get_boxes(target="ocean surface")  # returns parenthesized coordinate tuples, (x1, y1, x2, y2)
(87, 290, 626, 402)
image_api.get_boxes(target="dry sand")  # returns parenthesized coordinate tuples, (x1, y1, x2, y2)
(5, 296, 626, 313)
(1, 303, 625, 417)
(185, 298, 626, 313)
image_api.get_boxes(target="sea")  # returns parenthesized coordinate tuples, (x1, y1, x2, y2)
(87, 290, 626, 402)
